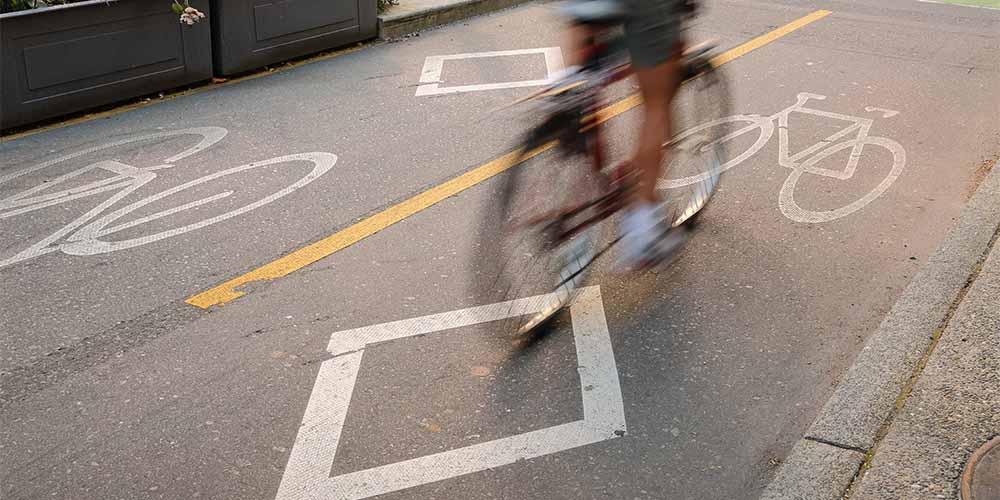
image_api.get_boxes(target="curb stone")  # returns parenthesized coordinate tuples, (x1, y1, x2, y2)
(759, 440, 866, 500)
(850, 248, 1000, 499)
(759, 159, 1000, 500)
(378, 0, 538, 39)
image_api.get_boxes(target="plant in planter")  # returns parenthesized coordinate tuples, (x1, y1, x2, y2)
(0, 0, 214, 129)
(0, 0, 63, 12)
(377, 0, 398, 14)
(171, 0, 205, 24)
(1, 0, 204, 23)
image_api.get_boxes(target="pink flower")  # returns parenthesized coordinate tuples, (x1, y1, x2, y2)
(178, 6, 205, 24)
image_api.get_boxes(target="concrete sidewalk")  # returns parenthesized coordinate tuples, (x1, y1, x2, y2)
(761, 155, 1000, 500)
(849, 219, 1000, 498)
(378, 0, 536, 39)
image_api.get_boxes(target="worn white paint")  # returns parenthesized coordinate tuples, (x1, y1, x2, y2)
(659, 92, 906, 223)
(864, 106, 899, 118)
(0, 128, 336, 268)
(274, 286, 626, 500)
(415, 47, 565, 96)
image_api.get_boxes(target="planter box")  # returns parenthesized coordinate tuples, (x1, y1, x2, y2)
(210, 0, 375, 76)
(1, 0, 212, 130)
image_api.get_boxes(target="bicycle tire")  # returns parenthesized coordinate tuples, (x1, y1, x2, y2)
(0, 127, 227, 188)
(658, 60, 735, 227)
(470, 143, 607, 337)
(778, 136, 905, 223)
(58, 153, 337, 255)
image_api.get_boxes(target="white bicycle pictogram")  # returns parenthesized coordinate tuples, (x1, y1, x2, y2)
(0, 127, 337, 269)
(661, 92, 906, 223)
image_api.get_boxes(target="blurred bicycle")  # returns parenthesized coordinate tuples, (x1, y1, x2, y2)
(471, 0, 733, 335)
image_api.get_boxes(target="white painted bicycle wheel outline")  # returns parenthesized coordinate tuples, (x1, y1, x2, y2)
(0, 127, 337, 267)
(60, 153, 338, 255)
(0, 127, 228, 188)
(779, 136, 905, 223)
(657, 115, 774, 190)
(1, 128, 231, 268)
(0, 128, 229, 218)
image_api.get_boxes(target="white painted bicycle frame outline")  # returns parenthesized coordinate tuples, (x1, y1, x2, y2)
(0, 127, 337, 268)
(660, 92, 906, 223)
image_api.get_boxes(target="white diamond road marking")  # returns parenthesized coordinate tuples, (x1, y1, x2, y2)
(414, 47, 565, 96)
(275, 286, 625, 500)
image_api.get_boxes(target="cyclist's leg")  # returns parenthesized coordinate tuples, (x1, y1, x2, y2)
(623, 0, 685, 203)
(634, 57, 682, 203)
(618, 0, 685, 267)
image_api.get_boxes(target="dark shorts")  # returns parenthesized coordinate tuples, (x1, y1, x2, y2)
(622, 0, 686, 69)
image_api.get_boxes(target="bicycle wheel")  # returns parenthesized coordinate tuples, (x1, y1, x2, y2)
(657, 60, 737, 227)
(658, 114, 772, 190)
(471, 143, 607, 337)
(0, 127, 228, 218)
(58, 153, 337, 255)
(778, 136, 906, 223)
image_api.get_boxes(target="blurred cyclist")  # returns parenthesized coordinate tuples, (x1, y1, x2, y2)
(558, 0, 694, 268)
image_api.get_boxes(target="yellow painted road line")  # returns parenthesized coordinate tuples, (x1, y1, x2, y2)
(710, 9, 831, 67)
(185, 143, 553, 308)
(186, 10, 833, 309)
(587, 9, 832, 125)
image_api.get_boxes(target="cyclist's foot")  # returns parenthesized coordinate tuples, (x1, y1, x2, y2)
(617, 202, 684, 271)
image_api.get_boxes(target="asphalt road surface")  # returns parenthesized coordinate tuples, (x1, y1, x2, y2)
(2, 0, 998, 499)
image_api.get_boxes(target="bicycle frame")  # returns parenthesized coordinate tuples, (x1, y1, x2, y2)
(774, 93, 885, 179)
(0, 127, 336, 268)
(712, 92, 895, 180)
(513, 43, 718, 248)
(661, 90, 905, 223)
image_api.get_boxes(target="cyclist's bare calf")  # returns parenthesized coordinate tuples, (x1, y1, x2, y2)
(561, 28, 683, 205)
(633, 52, 682, 204)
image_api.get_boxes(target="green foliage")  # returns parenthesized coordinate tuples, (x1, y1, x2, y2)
(377, 0, 398, 14)
(0, 0, 204, 19)
(1, 0, 69, 13)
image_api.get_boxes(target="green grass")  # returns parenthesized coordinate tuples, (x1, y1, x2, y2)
(927, 0, 1000, 8)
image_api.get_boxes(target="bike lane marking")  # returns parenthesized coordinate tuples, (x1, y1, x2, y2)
(656, 92, 907, 223)
(415, 47, 565, 96)
(274, 286, 624, 500)
(0, 127, 338, 268)
(185, 9, 833, 309)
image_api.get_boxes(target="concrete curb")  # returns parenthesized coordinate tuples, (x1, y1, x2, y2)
(760, 440, 866, 500)
(378, 0, 536, 39)
(760, 160, 1000, 500)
